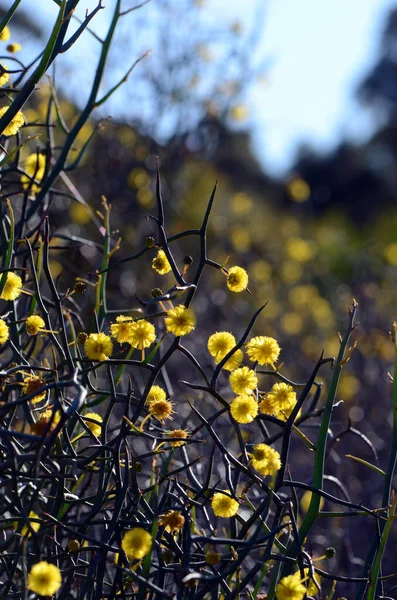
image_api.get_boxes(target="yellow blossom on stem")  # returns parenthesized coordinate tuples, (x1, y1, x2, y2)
(26, 315, 45, 336)
(149, 399, 173, 422)
(229, 366, 258, 395)
(211, 491, 239, 517)
(226, 266, 248, 292)
(208, 331, 236, 361)
(83, 412, 103, 437)
(0, 27, 10, 42)
(0, 106, 24, 136)
(147, 385, 167, 403)
(23, 375, 46, 404)
(165, 305, 195, 336)
(219, 349, 244, 371)
(0, 318, 9, 344)
(110, 315, 134, 343)
(122, 527, 152, 560)
(21, 153, 46, 192)
(128, 319, 156, 350)
(27, 561, 62, 597)
(276, 574, 306, 600)
(260, 382, 297, 421)
(293, 568, 321, 596)
(0, 271, 22, 300)
(152, 249, 171, 275)
(246, 335, 281, 366)
(250, 443, 281, 476)
(230, 394, 258, 424)
(31, 408, 61, 436)
(166, 428, 189, 447)
(84, 332, 113, 361)
(159, 510, 185, 532)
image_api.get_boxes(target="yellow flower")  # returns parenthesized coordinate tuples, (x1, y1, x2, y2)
(122, 527, 152, 560)
(110, 315, 134, 343)
(211, 491, 239, 517)
(149, 399, 173, 422)
(83, 412, 103, 437)
(7, 42, 21, 53)
(152, 249, 171, 275)
(128, 319, 156, 350)
(260, 382, 297, 421)
(0, 318, 9, 344)
(205, 550, 221, 565)
(226, 266, 248, 292)
(276, 574, 306, 600)
(229, 366, 258, 395)
(31, 408, 61, 436)
(159, 510, 185, 532)
(27, 561, 62, 596)
(84, 332, 113, 361)
(246, 336, 280, 366)
(208, 331, 236, 361)
(0, 26, 10, 42)
(250, 444, 281, 476)
(165, 305, 195, 336)
(230, 394, 258, 424)
(0, 65, 9, 87)
(0, 107, 24, 136)
(300, 490, 325, 513)
(23, 375, 46, 404)
(21, 153, 46, 192)
(167, 428, 189, 447)
(147, 385, 166, 403)
(0, 271, 22, 300)
(26, 315, 45, 336)
(219, 349, 244, 371)
(293, 568, 321, 596)
(14, 510, 40, 536)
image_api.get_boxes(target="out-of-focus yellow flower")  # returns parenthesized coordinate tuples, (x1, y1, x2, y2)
(0, 106, 24, 135)
(251, 259, 272, 283)
(1, 271, 22, 300)
(83, 412, 102, 437)
(128, 319, 156, 350)
(6, 42, 21, 53)
(26, 315, 45, 336)
(338, 374, 360, 401)
(230, 226, 251, 252)
(286, 237, 315, 263)
(23, 375, 46, 404)
(110, 315, 134, 343)
(21, 153, 46, 192)
(246, 336, 280, 366)
(166, 428, 189, 447)
(0, 318, 9, 344)
(385, 242, 397, 265)
(230, 394, 258, 424)
(280, 260, 303, 284)
(205, 550, 221, 565)
(152, 249, 171, 275)
(165, 305, 195, 336)
(0, 64, 9, 87)
(280, 312, 303, 335)
(122, 528, 152, 560)
(211, 491, 239, 517)
(128, 167, 150, 189)
(0, 26, 11, 42)
(287, 177, 310, 203)
(15, 510, 41, 536)
(31, 408, 61, 436)
(226, 266, 248, 292)
(230, 367, 258, 395)
(300, 490, 325, 514)
(84, 333, 113, 361)
(229, 104, 250, 122)
(230, 192, 252, 216)
(27, 562, 62, 596)
(276, 574, 306, 600)
(250, 443, 281, 476)
(69, 201, 92, 224)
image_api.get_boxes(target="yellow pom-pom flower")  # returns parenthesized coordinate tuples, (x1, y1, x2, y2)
(27, 561, 62, 597)
(84, 332, 113, 361)
(226, 266, 248, 292)
(128, 319, 156, 350)
(167, 428, 189, 447)
(208, 331, 236, 361)
(230, 394, 258, 424)
(0, 271, 22, 300)
(0, 65, 9, 87)
(149, 399, 173, 422)
(229, 366, 258, 395)
(0, 318, 9, 344)
(294, 568, 321, 596)
(0, 26, 10, 42)
(220, 349, 244, 371)
(276, 574, 306, 600)
(122, 527, 152, 560)
(246, 336, 281, 366)
(23, 375, 46, 404)
(0, 106, 24, 136)
(110, 315, 134, 343)
(17, 510, 41, 537)
(152, 249, 171, 275)
(260, 382, 297, 421)
(26, 315, 45, 336)
(83, 412, 103, 437)
(211, 491, 239, 517)
(250, 443, 281, 476)
(165, 305, 195, 336)
(159, 510, 185, 532)
(146, 385, 166, 403)
(21, 153, 46, 192)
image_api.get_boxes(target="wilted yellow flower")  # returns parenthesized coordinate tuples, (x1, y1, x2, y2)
(229, 366, 258, 395)
(250, 444, 281, 476)
(226, 266, 248, 292)
(84, 332, 113, 361)
(167, 428, 189, 447)
(165, 305, 195, 336)
(0, 318, 9, 344)
(26, 315, 45, 336)
(83, 412, 102, 437)
(128, 319, 156, 350)
(31, 408, 61, 436)
(23, 375, 46, 404)
(122, 527, 152, 560)
(208, 331, 236, 361)
(159, 510, 185, 532)
(149, 399, 173, 422)
(246, 336, 280, 366)
(21, 153, 46, 192)
(27, 561, 62, 597)
(211, 491, 239, 517)
(0, 106, 24, 136)
(110, 315, 134, 343)
(230, 394, 258, 424)
(276, 574, 306, 600)
(0, 271, 22, 300)
(6, 42, 21, 53)
(0, 26, 10, 42)
(147, 385, 166, 404)
(152, 249, 171, 275)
